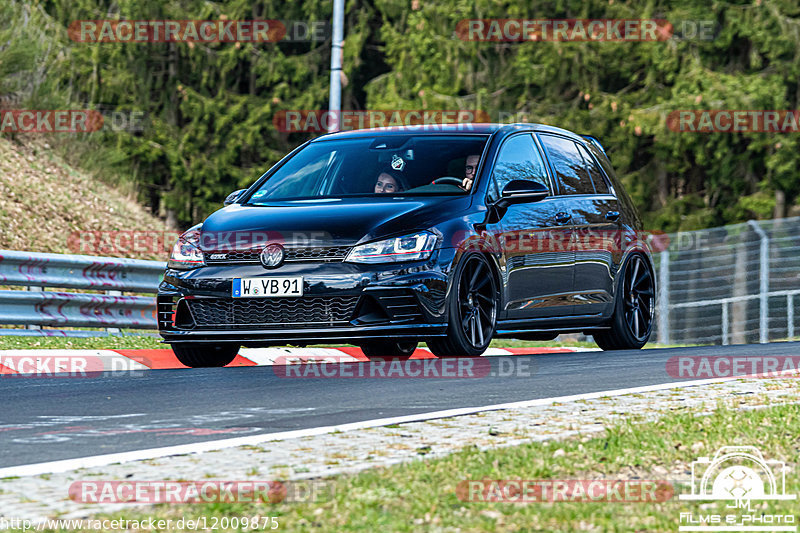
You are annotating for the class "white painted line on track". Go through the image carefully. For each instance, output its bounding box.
[0,374,745,479]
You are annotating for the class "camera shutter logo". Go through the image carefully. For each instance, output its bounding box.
[260,244,285,269]
[679,445,796,532]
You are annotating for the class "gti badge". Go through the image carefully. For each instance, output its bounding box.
[260,244,285,269]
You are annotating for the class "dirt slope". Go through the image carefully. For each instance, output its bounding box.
[0,137,171,260]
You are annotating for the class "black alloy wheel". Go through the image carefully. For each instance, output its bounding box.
[593,254,654,350]
[428,253,498,357]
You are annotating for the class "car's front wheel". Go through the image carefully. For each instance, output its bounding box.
[593,253,655,350]
[428,253,498,357]
[172,343,240,368]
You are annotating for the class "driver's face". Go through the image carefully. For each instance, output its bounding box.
[465,155,480,181]
[375,173,399,194]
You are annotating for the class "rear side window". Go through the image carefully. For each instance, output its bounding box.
[585,142,618,185]
[539,135,594,195]
[576,143,610,195]
[489,134,550,202]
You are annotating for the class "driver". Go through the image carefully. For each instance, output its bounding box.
[462,154,480,190]
[374,169,405,194]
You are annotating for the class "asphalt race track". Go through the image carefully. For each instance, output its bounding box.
[2,342,797,470]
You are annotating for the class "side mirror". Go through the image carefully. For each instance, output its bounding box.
[224,189,247,206]
[496,180,549,208]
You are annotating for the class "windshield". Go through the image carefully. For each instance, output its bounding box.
[246,135,489,203]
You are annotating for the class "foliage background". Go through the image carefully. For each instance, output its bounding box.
[2,0,800,231]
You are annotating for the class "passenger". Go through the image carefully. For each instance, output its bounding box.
[374,170,405,194]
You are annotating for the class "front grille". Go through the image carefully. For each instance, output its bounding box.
[186,296,360,328]
[205,246,352,265]
[287,246,351,261]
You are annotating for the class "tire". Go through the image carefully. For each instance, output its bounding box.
[172,343,240,368]
[360,340,418,357]
[593,253,655,350]
[428,253,498,357]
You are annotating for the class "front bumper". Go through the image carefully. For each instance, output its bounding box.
[157,253,452,346]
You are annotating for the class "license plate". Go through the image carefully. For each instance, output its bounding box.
[232,277,303,298]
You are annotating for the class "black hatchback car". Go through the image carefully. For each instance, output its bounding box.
[158,123,655,367]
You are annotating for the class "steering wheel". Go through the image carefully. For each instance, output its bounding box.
[432,176,464,187]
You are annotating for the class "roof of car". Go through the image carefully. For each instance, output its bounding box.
[312,123,587,142]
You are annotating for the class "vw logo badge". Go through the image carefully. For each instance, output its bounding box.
[260,244,284,269]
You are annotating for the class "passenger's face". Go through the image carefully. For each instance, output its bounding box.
[375,173,399,194]
[465,155,480,181]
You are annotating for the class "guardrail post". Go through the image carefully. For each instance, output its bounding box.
[657,250,670,345]
[789,294,795,339]
[721,301,729,345]
[747,220,769,343]
[25,286,42,330]
[106,290,122,334]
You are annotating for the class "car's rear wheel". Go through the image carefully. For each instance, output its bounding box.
[360,340,418,357]
[172,343,240,368]
[428,253,498,357]
[593,254,655,350]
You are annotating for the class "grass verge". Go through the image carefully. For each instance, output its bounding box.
[0,335,164,350]
[0,336,598,351]
[52,400,800,532]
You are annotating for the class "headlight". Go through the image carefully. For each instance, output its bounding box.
[167,224,205,270]
[345,231,437,263]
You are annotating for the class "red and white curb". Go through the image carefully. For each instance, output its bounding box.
[0,346,597,375]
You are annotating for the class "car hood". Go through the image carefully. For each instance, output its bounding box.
[199,196,471,248]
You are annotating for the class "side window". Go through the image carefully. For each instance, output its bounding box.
[586,142,619,190]
[489,134,550,202]
[576,143,610,195]
[539,135,595,195]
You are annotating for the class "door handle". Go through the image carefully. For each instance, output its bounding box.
[554,212,571,225]
[605,211,620,222]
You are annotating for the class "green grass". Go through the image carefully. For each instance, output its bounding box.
[0,335,164,350]
[53,399,800,532]
[0,336,598,351]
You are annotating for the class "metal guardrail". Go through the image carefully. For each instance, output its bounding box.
[0,250,164,336]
